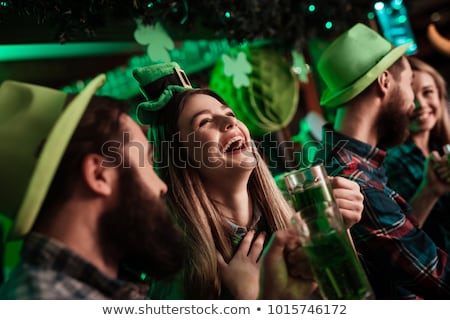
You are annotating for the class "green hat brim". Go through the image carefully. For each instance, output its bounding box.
[320,42,411,107]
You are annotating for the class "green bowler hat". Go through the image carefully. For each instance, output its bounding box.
[0,75,106,239]
[318,23,412,107]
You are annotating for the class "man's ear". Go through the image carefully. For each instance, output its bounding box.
[81,154,117,196]
[377,70,391,96]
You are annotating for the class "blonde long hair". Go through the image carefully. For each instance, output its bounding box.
[152,89,292,298]
[408,56,450,146]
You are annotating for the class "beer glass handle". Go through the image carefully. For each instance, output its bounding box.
[347,229,357,252]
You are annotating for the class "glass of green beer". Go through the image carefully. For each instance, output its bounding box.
[284,164,374,300]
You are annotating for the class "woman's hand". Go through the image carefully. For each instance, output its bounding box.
[217,230,265,299]
[408,151,450,227]
[330,176,364,229]
[429,151,450,190]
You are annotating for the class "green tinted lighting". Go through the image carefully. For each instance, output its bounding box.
[397,15,407,23]
[0,42,141,61]
[225,11,231,18]
[367,12,375,19]
[325,21,333,29]
[0,1,8,6]
[308,5,316,12]
[374,2,384,11]
[391,0,403,10]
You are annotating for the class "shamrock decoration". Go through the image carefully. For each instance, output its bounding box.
[134,20,175,62]
[210,47,299,137]
[222,51,252,88]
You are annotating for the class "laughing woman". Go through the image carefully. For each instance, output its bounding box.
[131,62,364,299]
[385,56,450,251]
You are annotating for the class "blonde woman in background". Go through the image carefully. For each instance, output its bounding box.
[385,56,450,251]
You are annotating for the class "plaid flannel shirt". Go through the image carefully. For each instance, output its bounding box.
[0,233,149,299]
[314,126,450,299]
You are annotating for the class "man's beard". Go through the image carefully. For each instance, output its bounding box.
[98,166,185,280]
[376,86,411,149]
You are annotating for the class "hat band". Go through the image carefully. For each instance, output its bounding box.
[142,67,192,100]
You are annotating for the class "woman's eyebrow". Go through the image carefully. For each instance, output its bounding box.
[190,109,212,126]
[190,105,231,125]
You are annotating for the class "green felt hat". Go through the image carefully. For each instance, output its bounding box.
[132,62,192,125]
[318,23,412,107]
[0,74,106,239]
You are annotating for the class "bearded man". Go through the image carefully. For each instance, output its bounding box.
[315,23,450,299]
[0,76,185,299]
